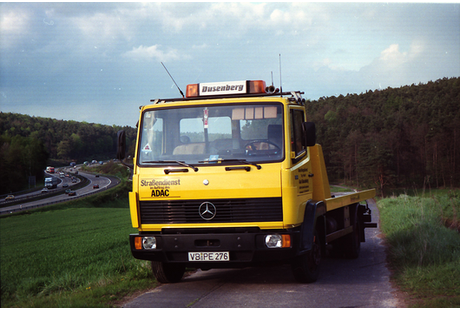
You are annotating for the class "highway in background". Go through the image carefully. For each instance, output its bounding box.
[0,168,120,215]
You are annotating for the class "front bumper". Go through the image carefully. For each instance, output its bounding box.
[129,230,300,268]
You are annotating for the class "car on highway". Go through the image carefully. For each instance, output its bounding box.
[4,195,15,201]
[62,183,69,188]
[93,184,99,189]
[65,189,72,194]
[68,191,76,196]
[41,188,49,193]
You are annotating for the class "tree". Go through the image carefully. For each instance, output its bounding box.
[70,133,84,158]
[306,77,460,190]
[356,133,395,196]
[57,140,72,159]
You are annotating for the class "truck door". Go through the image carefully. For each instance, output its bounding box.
[290,108,312,197]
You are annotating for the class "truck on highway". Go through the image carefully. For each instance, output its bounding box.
[45,166,55,174]
[117,79,376,283]
[44,177,58,189]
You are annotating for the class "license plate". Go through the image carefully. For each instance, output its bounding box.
[188,251,230,261]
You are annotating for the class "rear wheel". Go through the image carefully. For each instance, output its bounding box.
[291,230,321,283]
[151,261,185,283]
[343,218,361,259]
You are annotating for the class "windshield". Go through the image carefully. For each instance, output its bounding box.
[138,103,284,166]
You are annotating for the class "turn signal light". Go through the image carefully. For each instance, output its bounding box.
[134,236,142,250]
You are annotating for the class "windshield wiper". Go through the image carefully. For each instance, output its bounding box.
[143,160,198,172]
[199,158,261,170]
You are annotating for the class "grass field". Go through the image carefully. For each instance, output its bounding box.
[0,183,154,307]
[378,190,460,307]
[2,182,459,307]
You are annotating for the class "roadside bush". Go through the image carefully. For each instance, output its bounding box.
[378,192,460,307]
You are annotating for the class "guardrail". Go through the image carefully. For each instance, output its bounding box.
[0,175,84,207]
[0,175,121,215]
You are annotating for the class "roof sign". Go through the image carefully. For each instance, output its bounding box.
[186,80,266,98]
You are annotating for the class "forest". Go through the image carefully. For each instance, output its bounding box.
[1,77,459,195]
[306,77,460,195]
[0,114,137,194]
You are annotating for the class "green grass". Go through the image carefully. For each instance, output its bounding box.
[329,185,355,193]
[378,190,460,307]
[0,183,155,307]
[3,178,459,307]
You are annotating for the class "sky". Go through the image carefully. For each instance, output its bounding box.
[1,2,459,127]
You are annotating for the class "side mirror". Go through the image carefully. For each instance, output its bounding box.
[302,122,316,147]
[117,130,126,160]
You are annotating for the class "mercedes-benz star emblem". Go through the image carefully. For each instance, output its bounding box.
[199,202,216,220]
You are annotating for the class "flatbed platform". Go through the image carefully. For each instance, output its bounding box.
[325,189,376,212]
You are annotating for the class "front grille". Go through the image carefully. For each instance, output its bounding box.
[139,197,283,224]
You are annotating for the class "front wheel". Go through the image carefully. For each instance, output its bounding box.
[291,231,321,283]
[151,261,185,283]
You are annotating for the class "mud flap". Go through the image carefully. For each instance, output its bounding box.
[292,200,326,283]
[358,201,376,242]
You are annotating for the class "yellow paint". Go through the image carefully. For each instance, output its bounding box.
[128,94,375,232]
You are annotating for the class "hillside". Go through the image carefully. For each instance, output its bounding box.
[306,77,460,194]
[0,113,137,194]
[1,77,459,195]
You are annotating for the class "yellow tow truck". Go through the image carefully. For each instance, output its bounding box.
[117,79,376,283]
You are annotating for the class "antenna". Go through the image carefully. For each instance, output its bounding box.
[161,62,184,98]
[279,54,282,95]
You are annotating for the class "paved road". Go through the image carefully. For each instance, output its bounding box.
[123,200,400,308]
[1,170,119,214]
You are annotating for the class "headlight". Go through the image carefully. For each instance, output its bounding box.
[142,237,157,249]
[265,234,291,248]
[134,236,157,250]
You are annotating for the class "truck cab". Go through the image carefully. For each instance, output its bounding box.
[118,80,375,283]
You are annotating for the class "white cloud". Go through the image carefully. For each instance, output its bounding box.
[0,10,29,33]
[408,40,425,59]
[0,10,30,48]
[0,2,458,126]
[123,45,183,62]
[370,41,427,73]
[354,40,437,92]
[136,2,324,38]
[313,58,332,71]
[379,44,407,69]
[70,12,133,42]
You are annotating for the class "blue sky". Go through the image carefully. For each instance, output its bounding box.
[1,2,459,127]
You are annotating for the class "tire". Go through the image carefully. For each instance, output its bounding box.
[291,230,321,283]
[151,261,185,283]
[331,206,361,259]
[343,216,361,259]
